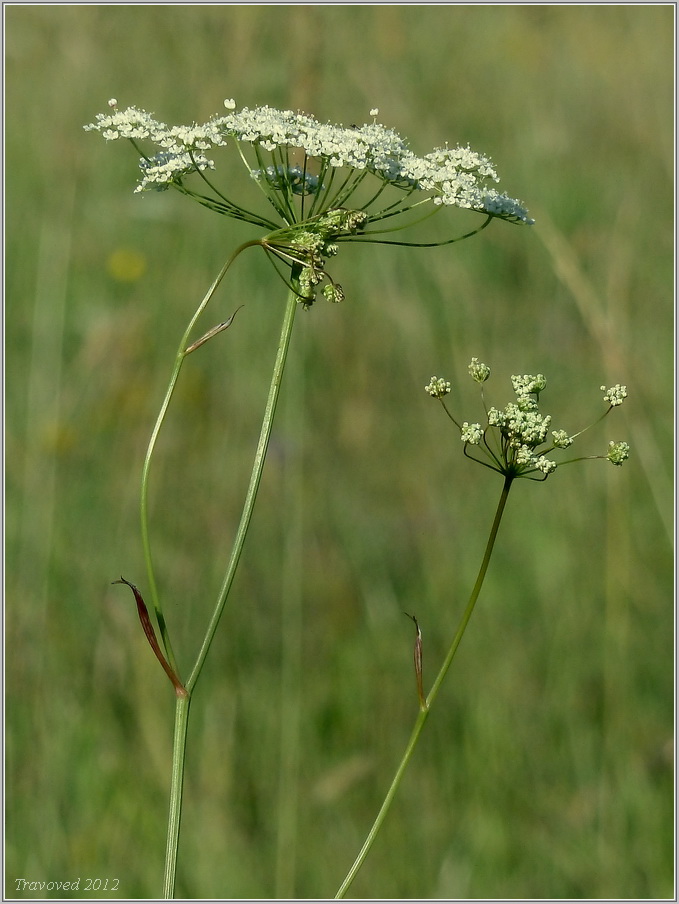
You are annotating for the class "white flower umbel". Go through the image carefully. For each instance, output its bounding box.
[85,99,533,306]
[468,357,491,383]
[607,441,631,466]
[425,376,451,398]
[461,422,483,445]
[426,358,630,481]
[601,384,628,407]
[86,100,532,220]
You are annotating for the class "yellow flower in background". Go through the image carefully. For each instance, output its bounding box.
[106,247,147,283]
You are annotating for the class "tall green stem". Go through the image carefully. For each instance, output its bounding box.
[162,693,191,899]
[274,321,304,897]
[335,475,514,899]
[161,288,299,898]
[186,288,298,694]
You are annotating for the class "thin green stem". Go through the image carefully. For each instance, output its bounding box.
[161,286,298,898]
[353,213,493,247]
[425,475,513,709]
[140,241,260,671]
[162,693,191,899]
[274,334,304,897]
[185,288,299,694]
[335,474,514,898]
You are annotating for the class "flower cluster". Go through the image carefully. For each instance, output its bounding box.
[601,384,627,406]
[138,150,214,192]
[426,360,630,480]
[425,376,452,398]
[263,207,368,308]
[84,99,533,226]
[606,441,630,466]
[468,357,491,383]
[85,99,533,309]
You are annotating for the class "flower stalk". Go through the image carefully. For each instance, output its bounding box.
[163,693,191,899]
[186,287,298,694]
[336,475,514,898]
[149,286,300,899]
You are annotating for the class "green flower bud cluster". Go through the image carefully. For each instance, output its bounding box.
[252,164,323,197]
[468,357,491,383]
[269,209,368,308]
[607,441,630,466]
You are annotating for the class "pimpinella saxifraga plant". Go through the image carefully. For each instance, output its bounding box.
[335,362,630,897]
[85,98,532,897]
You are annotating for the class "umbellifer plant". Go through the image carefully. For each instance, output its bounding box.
[85,98,534,897]
[335,362,629,896]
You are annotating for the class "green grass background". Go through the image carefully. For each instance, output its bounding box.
[6,5,674,899]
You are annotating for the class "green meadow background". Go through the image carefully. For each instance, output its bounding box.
[6,5,674,900]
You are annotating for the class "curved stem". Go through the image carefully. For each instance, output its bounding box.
[185,288,299,693]
[335,475,514,898]
[140,241,260,670]
[353,213,493,247]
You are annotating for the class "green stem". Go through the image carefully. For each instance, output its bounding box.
[163,693,191,899]
[186,288,299,694]
[335,474,514,898]
[140,241,260,672]
[274,323,304,897]
[161,287,299,898]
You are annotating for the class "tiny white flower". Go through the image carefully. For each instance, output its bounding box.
[607,441,630,466]
[135,150,213,192]
[468,357,491,383]
[512,373,546,397]
[425,376,451,398]
[461,422,483,444]
[535,456,557,475]
[369,108,379,117]
[108,98,118,108]
[487,407,504,427]
[551,429,573,449]
[601,384,628,407]
[224,98,236,110]
[514,393,539,412]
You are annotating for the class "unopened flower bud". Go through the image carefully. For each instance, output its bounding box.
[601,384,628,407]
[425,376,451,398]
[606,441,630,466]
[468,357,490,383]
